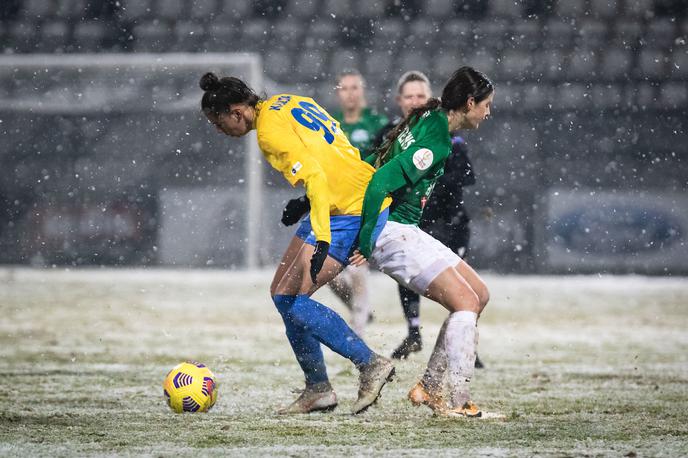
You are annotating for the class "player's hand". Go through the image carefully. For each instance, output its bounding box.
[349,249,368,267]
[281,195,310,226]
[310,241,330,284]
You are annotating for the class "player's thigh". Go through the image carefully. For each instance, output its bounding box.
[270,236,307,297]
[273,242,344,296]
[423,266,481,314]
[455,260,489,310]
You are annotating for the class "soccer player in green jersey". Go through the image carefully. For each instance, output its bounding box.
[332,69,389,158]
[351,67,495,418]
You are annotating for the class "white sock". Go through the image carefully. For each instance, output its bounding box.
[444,311,478,408]
[421,317,449,392]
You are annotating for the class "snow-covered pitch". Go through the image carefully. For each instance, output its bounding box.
[1,268,687,456]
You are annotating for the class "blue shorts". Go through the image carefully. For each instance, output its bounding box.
[295,208,389,265]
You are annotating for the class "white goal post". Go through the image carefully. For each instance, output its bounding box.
[0,53,264,268]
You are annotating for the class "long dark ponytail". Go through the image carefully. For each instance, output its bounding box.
[199,72,260,117]
[375,66,493,168]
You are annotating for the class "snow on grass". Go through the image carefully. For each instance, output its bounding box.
[1,267,687,456]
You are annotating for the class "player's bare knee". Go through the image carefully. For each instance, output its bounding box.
[445,289,480,314]
[477,284,490,311]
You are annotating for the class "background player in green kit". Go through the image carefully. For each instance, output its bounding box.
[351,67,496,418]
[332,69,389,158]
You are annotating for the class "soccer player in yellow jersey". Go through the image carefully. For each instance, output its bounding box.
[198,72,394,415]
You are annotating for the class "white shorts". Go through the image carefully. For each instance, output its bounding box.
[369,221,462,295]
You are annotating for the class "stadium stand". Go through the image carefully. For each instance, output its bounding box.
[0,0,686,269]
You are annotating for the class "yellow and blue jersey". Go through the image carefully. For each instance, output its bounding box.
[255,94,390,243]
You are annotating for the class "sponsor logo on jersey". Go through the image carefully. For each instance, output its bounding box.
[412,148,433,170]
[291,161,302,175]
[350,128,370,144]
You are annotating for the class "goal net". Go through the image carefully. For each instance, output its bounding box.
[0,53,280,268]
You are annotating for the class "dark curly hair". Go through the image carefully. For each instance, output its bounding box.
[199,72,260,116]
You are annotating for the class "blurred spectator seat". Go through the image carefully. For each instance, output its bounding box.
[509,20,541,51]
[363,49,395,79]
[521,83,552,110]
[397,51,431,73]
[611,19,643,47]
[264,50,293,82]
[589,0,619,19]
[235,18,269,52]
[576,19,608,48]
[306,20,339,48]
[669,49,688,79]
[636,48,668,79]
[407,17,439,47]
[490,0,523,18]
[553,0,586,19]
[205,19,235,51]
[172,21,206,52]
[55,0,86,20]
[323,0,355,19]
[472,18,511,51]
[355,0,387,19]
[542,20,574,49]
[120,0,153,22]
[39,20,70,52]
[132,21,173,52]
[371,18,406,49]
[329,48,360,75]
[499,49,534,81]
[72,21,107,52]
[658,81,688,109]
[157,0,186,22]
[7,21,38,52]
[535,48,566,81]
[217,0,252,19]
[599,46,634,80]
[296,49,327,81]
[432,50,462,81]
[558,83,588,110]
[632,82,658,108]
[284,0,319,18]
[269,18,303,50]
[590,83,624,110]
[465,52,497,79]
[566,48,599,80]
[436,19,471,49]
[21,0,55,19]
[189,0,218,21]
[644,19,677,49]
[422,0,455,19]
[624,0,654,18]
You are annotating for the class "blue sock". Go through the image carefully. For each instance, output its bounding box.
[290,295,373,367]
[272,295,328,386]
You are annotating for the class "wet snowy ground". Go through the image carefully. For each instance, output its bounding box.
[1,268,687,457]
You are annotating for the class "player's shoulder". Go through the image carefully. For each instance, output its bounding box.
[421,108,448,126]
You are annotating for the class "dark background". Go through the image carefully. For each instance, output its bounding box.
[0,0,686,273]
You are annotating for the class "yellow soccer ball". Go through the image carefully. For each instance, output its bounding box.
[163,361,218,413]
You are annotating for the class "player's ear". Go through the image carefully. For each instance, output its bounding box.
[465,96,475,112]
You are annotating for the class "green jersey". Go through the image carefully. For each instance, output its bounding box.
[333,107,388,157]
[358,110,452,257]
